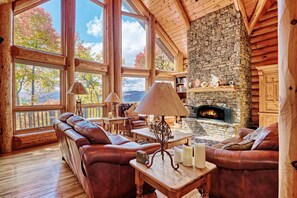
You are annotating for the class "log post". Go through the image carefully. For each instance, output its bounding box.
[65,0,76,113]
[175,52,184,72]
[106,0,114,95]
[0,3,13,153]
[147,14,156,88]
[278,0,297,196]
[113,0,122,99]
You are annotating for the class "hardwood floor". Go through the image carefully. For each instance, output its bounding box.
[0,143,201,198]
[0,143,87,198]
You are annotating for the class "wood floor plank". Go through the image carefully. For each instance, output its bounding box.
[0,143,87,198]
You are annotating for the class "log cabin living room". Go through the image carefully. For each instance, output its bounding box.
[0,0,296,197]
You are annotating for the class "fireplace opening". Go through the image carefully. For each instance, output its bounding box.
[198,107,224,120]
[188,105,232,123]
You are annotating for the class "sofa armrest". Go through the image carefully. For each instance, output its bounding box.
[80,143,160,166]
[238,128,255,138]
[206,146,278,171]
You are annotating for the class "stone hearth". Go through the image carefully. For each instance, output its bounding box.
[183,5,251,139]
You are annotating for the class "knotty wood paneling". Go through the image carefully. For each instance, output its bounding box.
[250,2,278,126]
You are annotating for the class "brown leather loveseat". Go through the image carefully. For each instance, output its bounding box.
[53,112,159,198]
[206,123,279,198]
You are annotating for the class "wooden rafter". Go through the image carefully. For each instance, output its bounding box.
[172,0,190,30]
[248,0,268,34]
[234,0,250,33]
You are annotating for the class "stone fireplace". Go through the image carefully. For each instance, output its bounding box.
[183,5,251,139]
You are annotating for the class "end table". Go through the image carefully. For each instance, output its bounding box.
[130,153,216,198]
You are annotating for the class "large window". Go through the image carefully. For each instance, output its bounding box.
[155,34,175,71]
[75,72,103,118]
[121,15,147,67]
[14,0,61,54]
[75,0,104,63]
[122,77,146,103]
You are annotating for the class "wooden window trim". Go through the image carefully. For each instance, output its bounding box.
[13,0,49,15]
[121,11,147,21]
[12,46,66,68]
[91,0,106,8]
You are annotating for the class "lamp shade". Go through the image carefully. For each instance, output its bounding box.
[104,92,121,103]
[135,82,189,116]
[67,82,88,95]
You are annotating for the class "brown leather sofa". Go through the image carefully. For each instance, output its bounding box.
[206,123,279,198]
[53,112,159,198]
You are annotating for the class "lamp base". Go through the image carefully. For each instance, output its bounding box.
[76,100,83,117]
[145,148,179,170]
[145,115,179,171]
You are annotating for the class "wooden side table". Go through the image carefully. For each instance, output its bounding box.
[130,153,216,198]
[102,117,128,134]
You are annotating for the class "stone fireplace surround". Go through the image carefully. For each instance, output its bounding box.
[183,5,252,139]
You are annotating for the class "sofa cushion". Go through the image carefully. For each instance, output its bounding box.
[222,139,254,150]
[59,112,74,122]
[66,115,85,127]
[251,122,278,150]
[74,120,111,144]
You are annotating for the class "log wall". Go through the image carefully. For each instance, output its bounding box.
[250,2,278,126]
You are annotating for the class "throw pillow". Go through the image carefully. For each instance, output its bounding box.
[74,120,111,144]
[243,127,264,141]
[222,139,254,150]
[125,103,139,120]
[251,122,279,150]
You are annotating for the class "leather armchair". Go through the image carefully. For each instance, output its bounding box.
[118,103,148,136]
[206,127,278,198]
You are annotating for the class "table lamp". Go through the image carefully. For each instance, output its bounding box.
[67,82,88,117]
[104,92,121,117]
[135,82,189,170]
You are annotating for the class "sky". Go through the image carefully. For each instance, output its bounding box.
[40,0,146,92]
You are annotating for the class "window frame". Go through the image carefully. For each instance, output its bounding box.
[74,0,106,64]
[12,59,65,134]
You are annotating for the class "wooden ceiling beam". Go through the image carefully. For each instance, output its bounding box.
[248,0,268,34]
[234,0,250,33]
[172,0,190,30]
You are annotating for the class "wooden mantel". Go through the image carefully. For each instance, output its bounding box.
[187,86,236,93]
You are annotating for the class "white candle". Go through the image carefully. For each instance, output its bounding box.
[194,143,206,169]
[174,147,183,163]
[183,145,193,167]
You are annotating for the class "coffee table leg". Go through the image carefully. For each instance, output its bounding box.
[202,174,211,198]
[135,170,144,198]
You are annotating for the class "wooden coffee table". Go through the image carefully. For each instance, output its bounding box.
[131,128,193,149]
[130,153,217,198]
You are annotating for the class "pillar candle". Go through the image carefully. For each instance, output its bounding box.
[183,145,193,167]
[174,147,183,163]
[194,143,206,169]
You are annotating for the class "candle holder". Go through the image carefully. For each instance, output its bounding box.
[145,116,179,170]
